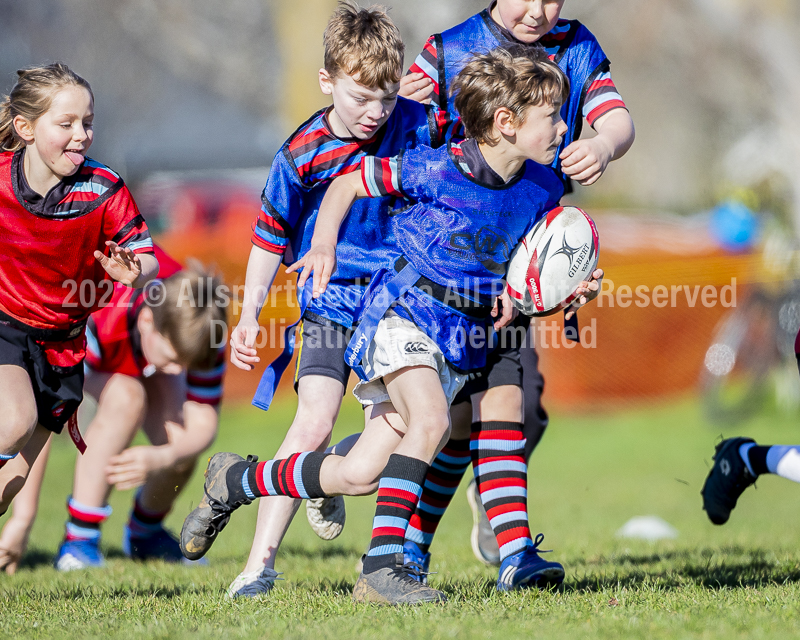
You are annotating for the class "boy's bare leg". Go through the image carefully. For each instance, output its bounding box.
[315,401,406,495]
[0,435,51,573]
[134,373,196,513]
[71,372,146,508]
[241,375,344,574]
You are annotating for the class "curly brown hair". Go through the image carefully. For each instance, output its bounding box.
[452,46,569,145]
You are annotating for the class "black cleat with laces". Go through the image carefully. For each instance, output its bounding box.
[701,437,756,525]
[352,553,447,605]
[180,452,255,560]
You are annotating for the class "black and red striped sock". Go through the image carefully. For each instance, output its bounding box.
[471,421,531,562]
[231,452,330,501]
[362,454,428,574]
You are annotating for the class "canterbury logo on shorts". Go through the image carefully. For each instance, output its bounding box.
[404,342,430,354]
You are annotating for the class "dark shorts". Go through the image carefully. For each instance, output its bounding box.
[452,316,549,460]
[453,315,530,403]
[0,321,85,434]
[294,314,353,390]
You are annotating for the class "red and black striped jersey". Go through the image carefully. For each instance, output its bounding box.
[252,108,386,255]
[0,151,154,330]
[86,246,225,407]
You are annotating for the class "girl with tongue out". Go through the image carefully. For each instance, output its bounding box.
[0,63,159,527]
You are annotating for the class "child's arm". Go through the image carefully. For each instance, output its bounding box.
[94,242,159,288]
[105,402,219,490]
[230,246,283,371]
[286,170,369,298]
[0,436,51,575]
[560,109,635,186]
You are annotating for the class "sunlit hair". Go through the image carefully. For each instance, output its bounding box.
[0,62,93,152]
[323,1,404,90]
[147,262,228,371]
[452,46,569,145]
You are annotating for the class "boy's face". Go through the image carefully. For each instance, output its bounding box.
[514,102,568,165]
[138,308,184,375]
[319,69,399,140]
[492,0,566,44]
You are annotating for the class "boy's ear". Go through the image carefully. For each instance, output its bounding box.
[493,107,517,138]
[319,68,335,96]
[12,115,35,142]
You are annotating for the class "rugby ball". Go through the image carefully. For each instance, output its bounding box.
[505,206,599,316]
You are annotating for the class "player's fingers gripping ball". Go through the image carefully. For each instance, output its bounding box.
[505,206,600,316]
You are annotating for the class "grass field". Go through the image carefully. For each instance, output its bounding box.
[3,393,800,639]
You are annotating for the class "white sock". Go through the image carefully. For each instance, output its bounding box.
[766,446,800,483]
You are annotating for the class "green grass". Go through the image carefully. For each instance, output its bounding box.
[3,394,800,639]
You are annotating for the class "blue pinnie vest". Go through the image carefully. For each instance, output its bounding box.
[347,143,564,376]
[435,11,609,187]
[252,97,437,410]
[293,99,438,328]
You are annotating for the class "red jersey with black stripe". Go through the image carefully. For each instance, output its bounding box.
[86,246,225,406]
[0,151,154,330]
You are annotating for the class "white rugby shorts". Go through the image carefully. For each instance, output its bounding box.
[353,311,467,407]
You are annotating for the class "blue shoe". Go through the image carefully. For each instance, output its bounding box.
[124,525,206,565]
[55,538,105,571]
[403,540,431,584]
[496,534,565,591]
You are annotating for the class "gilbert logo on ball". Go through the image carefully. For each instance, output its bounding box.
[505,206,599,316]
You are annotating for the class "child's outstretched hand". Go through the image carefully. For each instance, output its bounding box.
[94,241,142,285]
[399,72,436,104]
[560,137,613,186]
[286,243,337,298]
[565,268,604,320]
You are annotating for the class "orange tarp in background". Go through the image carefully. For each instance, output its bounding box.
[156,208,755,410]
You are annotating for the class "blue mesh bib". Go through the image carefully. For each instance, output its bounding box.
[437,13,609,186]
[359,143,563,372]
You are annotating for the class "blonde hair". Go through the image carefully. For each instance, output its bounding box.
[323,1,404,90]
[452,46,569,144]
[148,263,228,371]
[0,63,94,152]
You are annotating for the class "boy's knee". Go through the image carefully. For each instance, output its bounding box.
[416,413,452,441]
[338,463,379,495]
[119,380,147,418]
[284,419,334,452]
[0,404,38,454]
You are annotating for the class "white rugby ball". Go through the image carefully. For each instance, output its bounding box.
[505,206,599,316]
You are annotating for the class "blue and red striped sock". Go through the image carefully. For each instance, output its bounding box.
[65,496,112,542]
[406,438,470,554]
[363,454,428,574]
[127,490,169,540]
[471,421,532,561]
[237,452,330,500]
